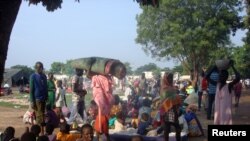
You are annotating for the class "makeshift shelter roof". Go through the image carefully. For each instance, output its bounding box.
[3,68,30,86]
[4,68,22,82]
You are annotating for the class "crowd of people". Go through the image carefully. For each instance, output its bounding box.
[0,60,243,141]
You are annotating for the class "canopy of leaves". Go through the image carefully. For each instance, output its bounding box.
[134,63,160,75]
[63,60,75,75]
[172,65,184,74]
[49,60,74,75]
[136,0,242,72]
[244,0,250,28]
[238,1,250,78]
[50,62,64,74]
[124,62,133,75]
[10,65,34,75]
[232,45,250,78]
[26,0,79,12]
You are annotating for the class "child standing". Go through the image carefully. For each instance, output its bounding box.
[55,80,67,118]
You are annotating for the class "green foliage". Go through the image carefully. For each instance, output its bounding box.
[207,45,234,67]
[136,0,159,7]
[136,0,242,78]
[152,68,161,77]
[50,60,74,75]
[239,1,250,78]
[50,62,64,74]
[134,63,160,75]
[63,60,75,75]
[232,46,250,78]
[11,65,34,75]
[244,0,250,28]
[26,0,80,12]
[123,62,133,75]
[161,67,171,71]
[172,65,184,74]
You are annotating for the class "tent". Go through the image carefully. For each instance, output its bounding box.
[3,68,30,87]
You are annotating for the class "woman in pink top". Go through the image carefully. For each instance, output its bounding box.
[214,62,240,125]
[91,74,114,141]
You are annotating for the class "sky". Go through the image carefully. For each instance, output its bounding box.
[5,0,246,70]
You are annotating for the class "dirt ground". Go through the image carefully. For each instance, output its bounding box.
[0,89,249,141]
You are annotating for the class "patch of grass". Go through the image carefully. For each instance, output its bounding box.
[0,101,28,109]
[15,94,29,99]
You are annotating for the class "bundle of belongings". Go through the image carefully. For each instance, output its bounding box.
[71,57,126,79]
[182,104,204,137]
[23,109,36,125]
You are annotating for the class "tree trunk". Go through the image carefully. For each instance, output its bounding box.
[0,0,22,85]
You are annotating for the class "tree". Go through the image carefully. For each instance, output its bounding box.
[152,67,161,77]
[11,65,34,75]
[0,0,79,86]
[50,62,65,74]
[239,0,250,78]
[136,0,242,86]
[134,63,160,75]
[63,60,74,75]
[172,65,184,74]
[232,46,250,78]
[207,46,234,67]
[161,67,171,71]
[135,0,159,7]
[124,62,133,75]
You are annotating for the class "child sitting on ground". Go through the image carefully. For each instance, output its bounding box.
[130,135,144,141]
[56,123,80,141]
[110,95,122,116]
[137,113,151,135]
[20,132,36,141]
[37,135,49,141]
[45,124,56,141]
[87,100,98,125]
[113,112,126,132]
[76,124,95,141]
[2,126,18,141]
[30,124,41,138]
[45,104,59,128]
[130,111,139,129]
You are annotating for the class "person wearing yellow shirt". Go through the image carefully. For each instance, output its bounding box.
[56,123,80,141]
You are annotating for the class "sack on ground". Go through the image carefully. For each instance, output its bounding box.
[188,119,202,137]
[184,92,198,106]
